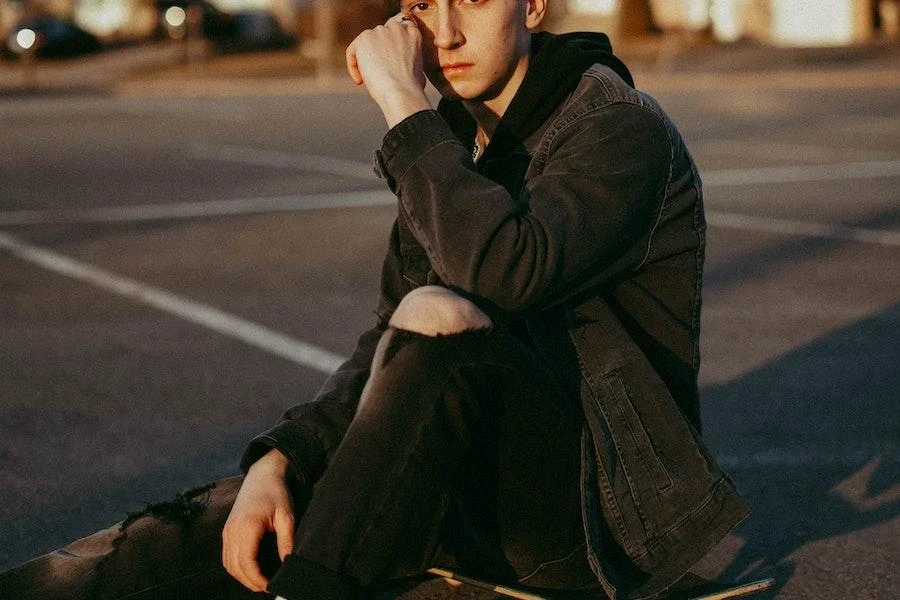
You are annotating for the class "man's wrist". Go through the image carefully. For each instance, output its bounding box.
[379,87,432,129]
[250,448,289,475]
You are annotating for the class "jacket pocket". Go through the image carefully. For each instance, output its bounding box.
[603,369,673,495]
[401,246,432,288]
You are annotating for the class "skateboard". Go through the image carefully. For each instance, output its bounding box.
[426,567,775,600]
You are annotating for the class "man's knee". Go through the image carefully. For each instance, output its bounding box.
[388,286,492,336]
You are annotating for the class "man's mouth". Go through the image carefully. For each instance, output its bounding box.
[441,63,473,76]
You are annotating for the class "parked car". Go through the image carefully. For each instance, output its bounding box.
[219,10,294,52]
[155,0,294,52]
[3,16,101,59]
[155,0,238,42]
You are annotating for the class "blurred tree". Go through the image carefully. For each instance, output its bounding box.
[620,0,657,36]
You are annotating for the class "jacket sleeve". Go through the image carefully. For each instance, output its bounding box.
[240,220,409,487]
[377,104,671,315]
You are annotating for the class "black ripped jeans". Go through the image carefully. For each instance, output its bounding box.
[0,325,596,599]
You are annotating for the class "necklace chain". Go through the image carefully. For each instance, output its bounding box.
[472,129,487,161]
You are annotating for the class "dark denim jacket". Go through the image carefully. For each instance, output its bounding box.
[244,64,748,599]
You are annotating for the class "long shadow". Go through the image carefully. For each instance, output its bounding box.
[703,202,900,293]
[699,303,899,596]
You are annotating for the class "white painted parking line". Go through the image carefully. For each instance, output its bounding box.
[696,140,893,163]
[706,211,900,246]
[188,142,900,188]
[702,159,900,187]
[637,68,900,92]
[0,231,347,374]
[1,158,898,247]
[0,192,897,247]
[189,142,376,181]
[0,190,394,226]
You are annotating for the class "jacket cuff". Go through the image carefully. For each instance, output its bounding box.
[240,422,326,488]
[374,109,464,191]
[268,554,362,600]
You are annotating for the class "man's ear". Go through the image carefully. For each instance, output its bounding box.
[524,0,548,29]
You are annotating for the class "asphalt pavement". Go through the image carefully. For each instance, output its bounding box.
[0,34,898,600]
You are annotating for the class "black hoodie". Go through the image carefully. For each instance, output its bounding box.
[438,31,634,159]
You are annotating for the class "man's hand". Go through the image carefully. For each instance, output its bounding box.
[346,14,432,128]
[222,449,295,592]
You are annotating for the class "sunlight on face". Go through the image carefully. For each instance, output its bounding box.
[401,0,539,108]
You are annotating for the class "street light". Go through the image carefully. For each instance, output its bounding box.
[164,6,188,39]
[7,27,38,92]
[15,28,37,51]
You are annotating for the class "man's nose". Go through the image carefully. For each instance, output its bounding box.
[433,9,463,49]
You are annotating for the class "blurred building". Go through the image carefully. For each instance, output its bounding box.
[73,0,156,40]
[0,0,302,42]
[549,0,899,45]
[2,0,897,52]
[1,0,156,40]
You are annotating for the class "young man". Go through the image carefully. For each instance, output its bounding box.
[0,1,747,598]
[223,1,748,598]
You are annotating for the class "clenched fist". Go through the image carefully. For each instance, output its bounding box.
[346,13,432,128]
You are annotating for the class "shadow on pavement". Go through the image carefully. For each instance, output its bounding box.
[701,302,899,597]
[704,191,900,296]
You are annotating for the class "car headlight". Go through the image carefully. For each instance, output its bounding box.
[14,28,37,52]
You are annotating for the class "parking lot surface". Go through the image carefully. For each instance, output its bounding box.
[1,41,898,598]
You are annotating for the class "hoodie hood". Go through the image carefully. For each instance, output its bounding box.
[503,31,633,143]
[439,31,633,155]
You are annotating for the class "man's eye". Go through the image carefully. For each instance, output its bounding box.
[409,2,430,11]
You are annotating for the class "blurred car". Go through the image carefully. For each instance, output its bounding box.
[156,0,237,41]
[220,10,294,52]
[3,16,101,59]
[155,0,294,52]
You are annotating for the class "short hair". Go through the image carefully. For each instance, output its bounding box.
[384,0,529,17]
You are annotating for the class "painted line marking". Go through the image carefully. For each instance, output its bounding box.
[702,159,900,187]
[706,211,900,246]
[0,231,346,374]
[1,153,898,246]
[0,190,394,226]
[113,69,900,97]
[190,143,900,187]
[696,140,893,163]
[0,192,896,247]
[187,144,900,187]
[637,68,900,92]
[188,142,376,181]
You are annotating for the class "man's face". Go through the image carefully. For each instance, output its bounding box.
[401,0,541,105]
